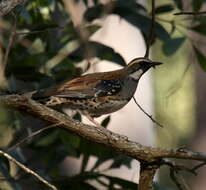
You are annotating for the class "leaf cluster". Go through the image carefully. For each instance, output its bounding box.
[1,0,206,189]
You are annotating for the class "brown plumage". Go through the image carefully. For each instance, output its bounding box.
[32,57,162,119]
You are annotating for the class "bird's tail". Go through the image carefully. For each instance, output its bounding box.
[0,88,13,95]
[0,88,36,99]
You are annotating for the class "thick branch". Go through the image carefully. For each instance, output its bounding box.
[1,94,206,164]
[139,162,159,190]
[0,0,26,16]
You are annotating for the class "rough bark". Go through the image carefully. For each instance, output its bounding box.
[1,94,206,189]
[0,0,26,16]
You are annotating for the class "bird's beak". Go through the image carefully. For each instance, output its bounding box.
[151,61,163,68]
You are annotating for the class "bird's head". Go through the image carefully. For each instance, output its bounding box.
[125,57,162,81]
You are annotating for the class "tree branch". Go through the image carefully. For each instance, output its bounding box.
[0,150,58,190]
[1,95,206,189]
[0,0,26,16]
[144,0,155,58]
[8,123,58,151]
[1,94,206,163]
[139,162,159,190]
[174,11,206,16]
[133,97,164,128]
[170,168,190,190]
[2,13,17,76]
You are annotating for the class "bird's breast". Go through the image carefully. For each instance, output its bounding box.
[119,78,138,98]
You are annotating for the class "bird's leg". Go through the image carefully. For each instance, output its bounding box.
[85,115,102,127]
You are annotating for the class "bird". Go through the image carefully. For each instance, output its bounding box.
[31,57,162,126]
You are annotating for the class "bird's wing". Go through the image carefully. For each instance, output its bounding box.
[32,71,124,99]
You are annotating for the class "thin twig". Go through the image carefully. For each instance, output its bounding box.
[16,26,65,36]
[163,159,192,190]
[191,162,206,174]
[2,13,17,72]
[162,159,196,175]
[166,61,192,99]
[170,168,190,190]
[174,11,206,16]
[0,150,58,190]
[133,96,164,128]
[144,0,155,58]
[8,123,60,151]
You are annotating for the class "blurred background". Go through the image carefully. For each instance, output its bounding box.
[0,0,206,189]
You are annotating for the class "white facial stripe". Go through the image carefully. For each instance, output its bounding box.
[130,69,144,80]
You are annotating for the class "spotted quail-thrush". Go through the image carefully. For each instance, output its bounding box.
[32,57,162,125]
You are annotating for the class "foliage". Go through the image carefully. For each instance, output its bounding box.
[1,0,206,189]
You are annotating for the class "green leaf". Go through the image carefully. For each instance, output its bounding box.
[70,41,126,66]
[0,161,22,190]
[162,37,185,55]
[58,172,137,189]
[84,4,104,22]
[0,156,10,173]
[92,0,99,5]
[8,53,48,69]
[83,0,88,6]
[192,0,203,11]
[73,112,82,122]
[173,0,183,10]
[83,1,146,22]
[59,130,81,152]
[155,5,174,14]
[51,60,77,82]
[102,174,138,189]
[154,183,173,190]
[114,12,170,41]
[81,154,90,172]
[35,130,59,147]
[110,155,132,169]
[194,47,206,71]
[192,18,206,35]
[85,24,101,35]
[101,116,110,128]
[83,2,170,41]
[37,0,54,7]
[55,172,101,189]
[90,153,132,171]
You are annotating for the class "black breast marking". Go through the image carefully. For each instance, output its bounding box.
[94,79,122,97]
